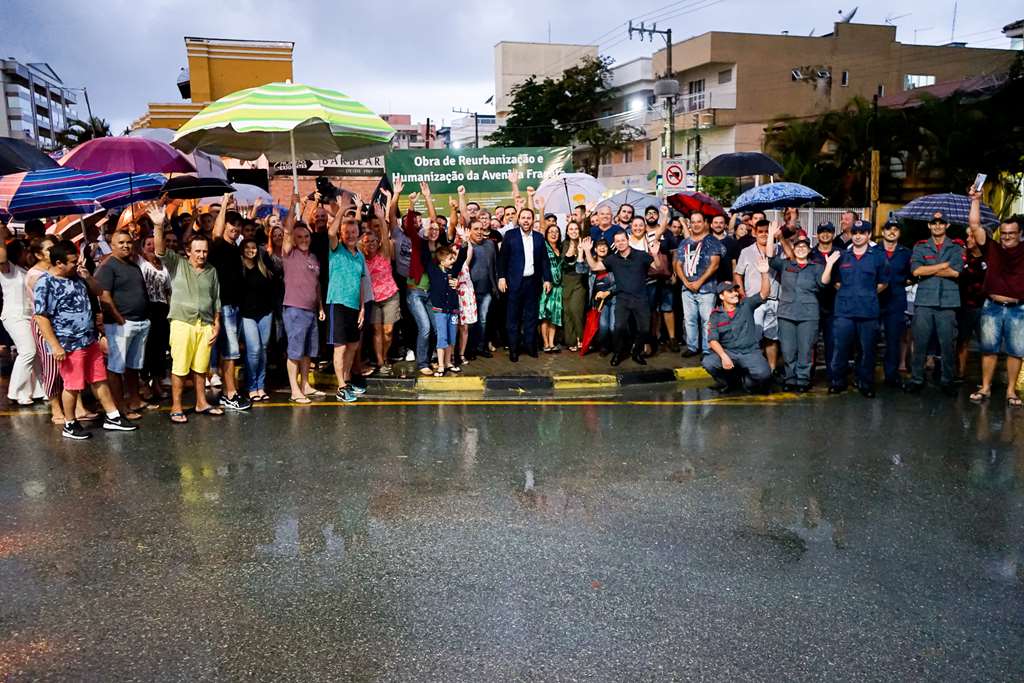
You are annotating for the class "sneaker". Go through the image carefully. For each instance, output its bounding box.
[349,384,367,395]
[102,415,138,432]
[404,349,416,362]
[62,421,92,440]
[378,364,394,377]
[209,373,223,388]
[220,394,252,411]
[335,386,357,402]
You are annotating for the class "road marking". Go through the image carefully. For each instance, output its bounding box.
[0,391,818,417]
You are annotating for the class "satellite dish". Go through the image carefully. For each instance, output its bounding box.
[838,6,858,23]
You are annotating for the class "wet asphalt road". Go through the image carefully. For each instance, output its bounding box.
[1,386,1023,681]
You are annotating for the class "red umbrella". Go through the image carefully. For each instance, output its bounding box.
[667,191,724,217]
[60,137,195,174]
[579,301,605,356]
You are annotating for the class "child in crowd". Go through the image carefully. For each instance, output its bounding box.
[422,242,471,376]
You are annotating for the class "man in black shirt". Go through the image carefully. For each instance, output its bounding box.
[710,214,738,283]
[209,199,251,411]
[583,232,654,366]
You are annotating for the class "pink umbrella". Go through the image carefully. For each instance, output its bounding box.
[60,137,195,174]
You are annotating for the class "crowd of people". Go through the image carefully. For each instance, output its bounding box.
[1,173,1022,439]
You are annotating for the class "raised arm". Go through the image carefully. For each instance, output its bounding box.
[327,194,348,251]
[419,181,438,226]
[150,198,168,257]
[457,185,469,228]
[821,250,841,284]
[968,185,987,247]
[509,169,521,206]
[212,192,232,239]
[281,193,301,256]
[0,220,10,274]
[579,237,606,271]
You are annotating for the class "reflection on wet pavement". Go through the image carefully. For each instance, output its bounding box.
[0,387,1022,680]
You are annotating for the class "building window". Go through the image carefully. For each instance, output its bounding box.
[877,84,886,97]
[600,151,611,165]
[687,79,705,111]
[624,148,633,163]
[717,68,732,85]
[646,142,652,161]
[904,74,936,90]
[841,71,849,87]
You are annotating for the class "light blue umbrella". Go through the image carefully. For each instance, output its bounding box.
[731,182,824,213]
[896,193,999,228]
[596,189,662,215]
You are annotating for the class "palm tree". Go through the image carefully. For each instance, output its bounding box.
[55,116,112,150]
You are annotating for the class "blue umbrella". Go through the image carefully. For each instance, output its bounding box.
[731,182,824,212]
[595,189,662,215]
[0,167,165,220]
[895,193,999,228]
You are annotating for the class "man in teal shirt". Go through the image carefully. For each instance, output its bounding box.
[327,203,368,402]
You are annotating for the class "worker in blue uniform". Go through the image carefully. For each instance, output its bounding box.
[905,210,964,395]
[828,220,890,398]
[877,220,913,388]
[810,221,843,386]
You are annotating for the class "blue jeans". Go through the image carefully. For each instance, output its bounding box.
[241,313,272,391]
[681,290,716,353]
[407,288,435,369]
[597,302,615,349]
[470,291,492,352]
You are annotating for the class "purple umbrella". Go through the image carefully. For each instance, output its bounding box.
[60,136,195,174]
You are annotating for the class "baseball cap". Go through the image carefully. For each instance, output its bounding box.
[882,219,901,230]
[716,281,740,295]
[793,236,811,247]
[851,219,873,233]
[929,211,948,223]
[816,221,835,233]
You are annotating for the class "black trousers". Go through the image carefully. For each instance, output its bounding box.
[506,275,542,353]
[614,293,652,355]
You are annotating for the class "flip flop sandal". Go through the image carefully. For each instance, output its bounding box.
[304,389,327,398]
[195,406,224,416]
[77,411,100,422]
[969,391,991,403]
[432,370,446,377]
[419,367,434,376]
[170,412,188,424]
[125,411,144,421]
[289,396,312,404]
[1008,396,1023,408]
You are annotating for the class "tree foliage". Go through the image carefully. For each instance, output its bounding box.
[55,116,112,150]
[488,55,644,174]
[765,53,1024,215]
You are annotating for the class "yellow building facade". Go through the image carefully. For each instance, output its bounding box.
[131,36,293,131]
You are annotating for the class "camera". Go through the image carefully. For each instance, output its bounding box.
[310,176,340,203]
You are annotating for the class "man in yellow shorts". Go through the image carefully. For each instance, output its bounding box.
[151,203,222,423]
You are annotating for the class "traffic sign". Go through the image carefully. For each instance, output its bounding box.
[661,158,687,189]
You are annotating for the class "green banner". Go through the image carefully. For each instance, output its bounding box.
[385,147,573,212]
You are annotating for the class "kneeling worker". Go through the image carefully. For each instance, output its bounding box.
[702,253,773,392]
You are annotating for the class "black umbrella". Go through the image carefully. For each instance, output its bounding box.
[0,137,60,174]
[700,152,783,177]
[161,175,236,200]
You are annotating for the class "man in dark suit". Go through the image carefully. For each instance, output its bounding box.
[497,207,552,361]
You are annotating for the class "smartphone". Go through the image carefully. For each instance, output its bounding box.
[973,173,987,192]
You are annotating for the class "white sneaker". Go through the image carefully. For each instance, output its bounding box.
[404,350,415,361]
[210,373,223,388]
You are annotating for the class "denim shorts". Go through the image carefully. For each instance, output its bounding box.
[105,319,151,373]
[282,306,319,360]
[646,281,674,313]
[217,305,242,360]
[433,311,458,349]
[979,299,1024,357]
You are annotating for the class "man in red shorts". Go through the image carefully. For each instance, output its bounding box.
[32,240,138,439]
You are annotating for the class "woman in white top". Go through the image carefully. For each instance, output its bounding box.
[0,231,44,405]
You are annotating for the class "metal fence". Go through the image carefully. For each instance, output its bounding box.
[764,207,868,243]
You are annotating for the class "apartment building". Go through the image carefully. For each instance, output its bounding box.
[594,57,659,191]
[494,41,598,123]
[650,22,1018,176]
[382,114,436,149]
[0,58,78,150]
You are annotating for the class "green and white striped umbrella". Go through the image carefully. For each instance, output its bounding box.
[172,81,395,191]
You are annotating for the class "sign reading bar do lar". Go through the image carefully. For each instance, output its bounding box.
[386,147,572,197]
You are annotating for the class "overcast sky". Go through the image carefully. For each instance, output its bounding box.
[4,0,1018,132]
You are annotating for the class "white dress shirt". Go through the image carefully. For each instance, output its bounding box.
[520,229,535,277]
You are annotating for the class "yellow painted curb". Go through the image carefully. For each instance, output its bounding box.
[552,373,618,390]
[674,367,711,381]
[416,376,486,392]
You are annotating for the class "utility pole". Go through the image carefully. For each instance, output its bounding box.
[869,91,881,228]
[694,114,702,191]
[425,117,431,148]
[629,21,678,170]
[452,108,480,148]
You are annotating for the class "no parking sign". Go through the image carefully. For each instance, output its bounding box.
[661,158,686,190]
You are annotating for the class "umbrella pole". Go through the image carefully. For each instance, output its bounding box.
[289,130,299,196]
[563,178,571,214]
